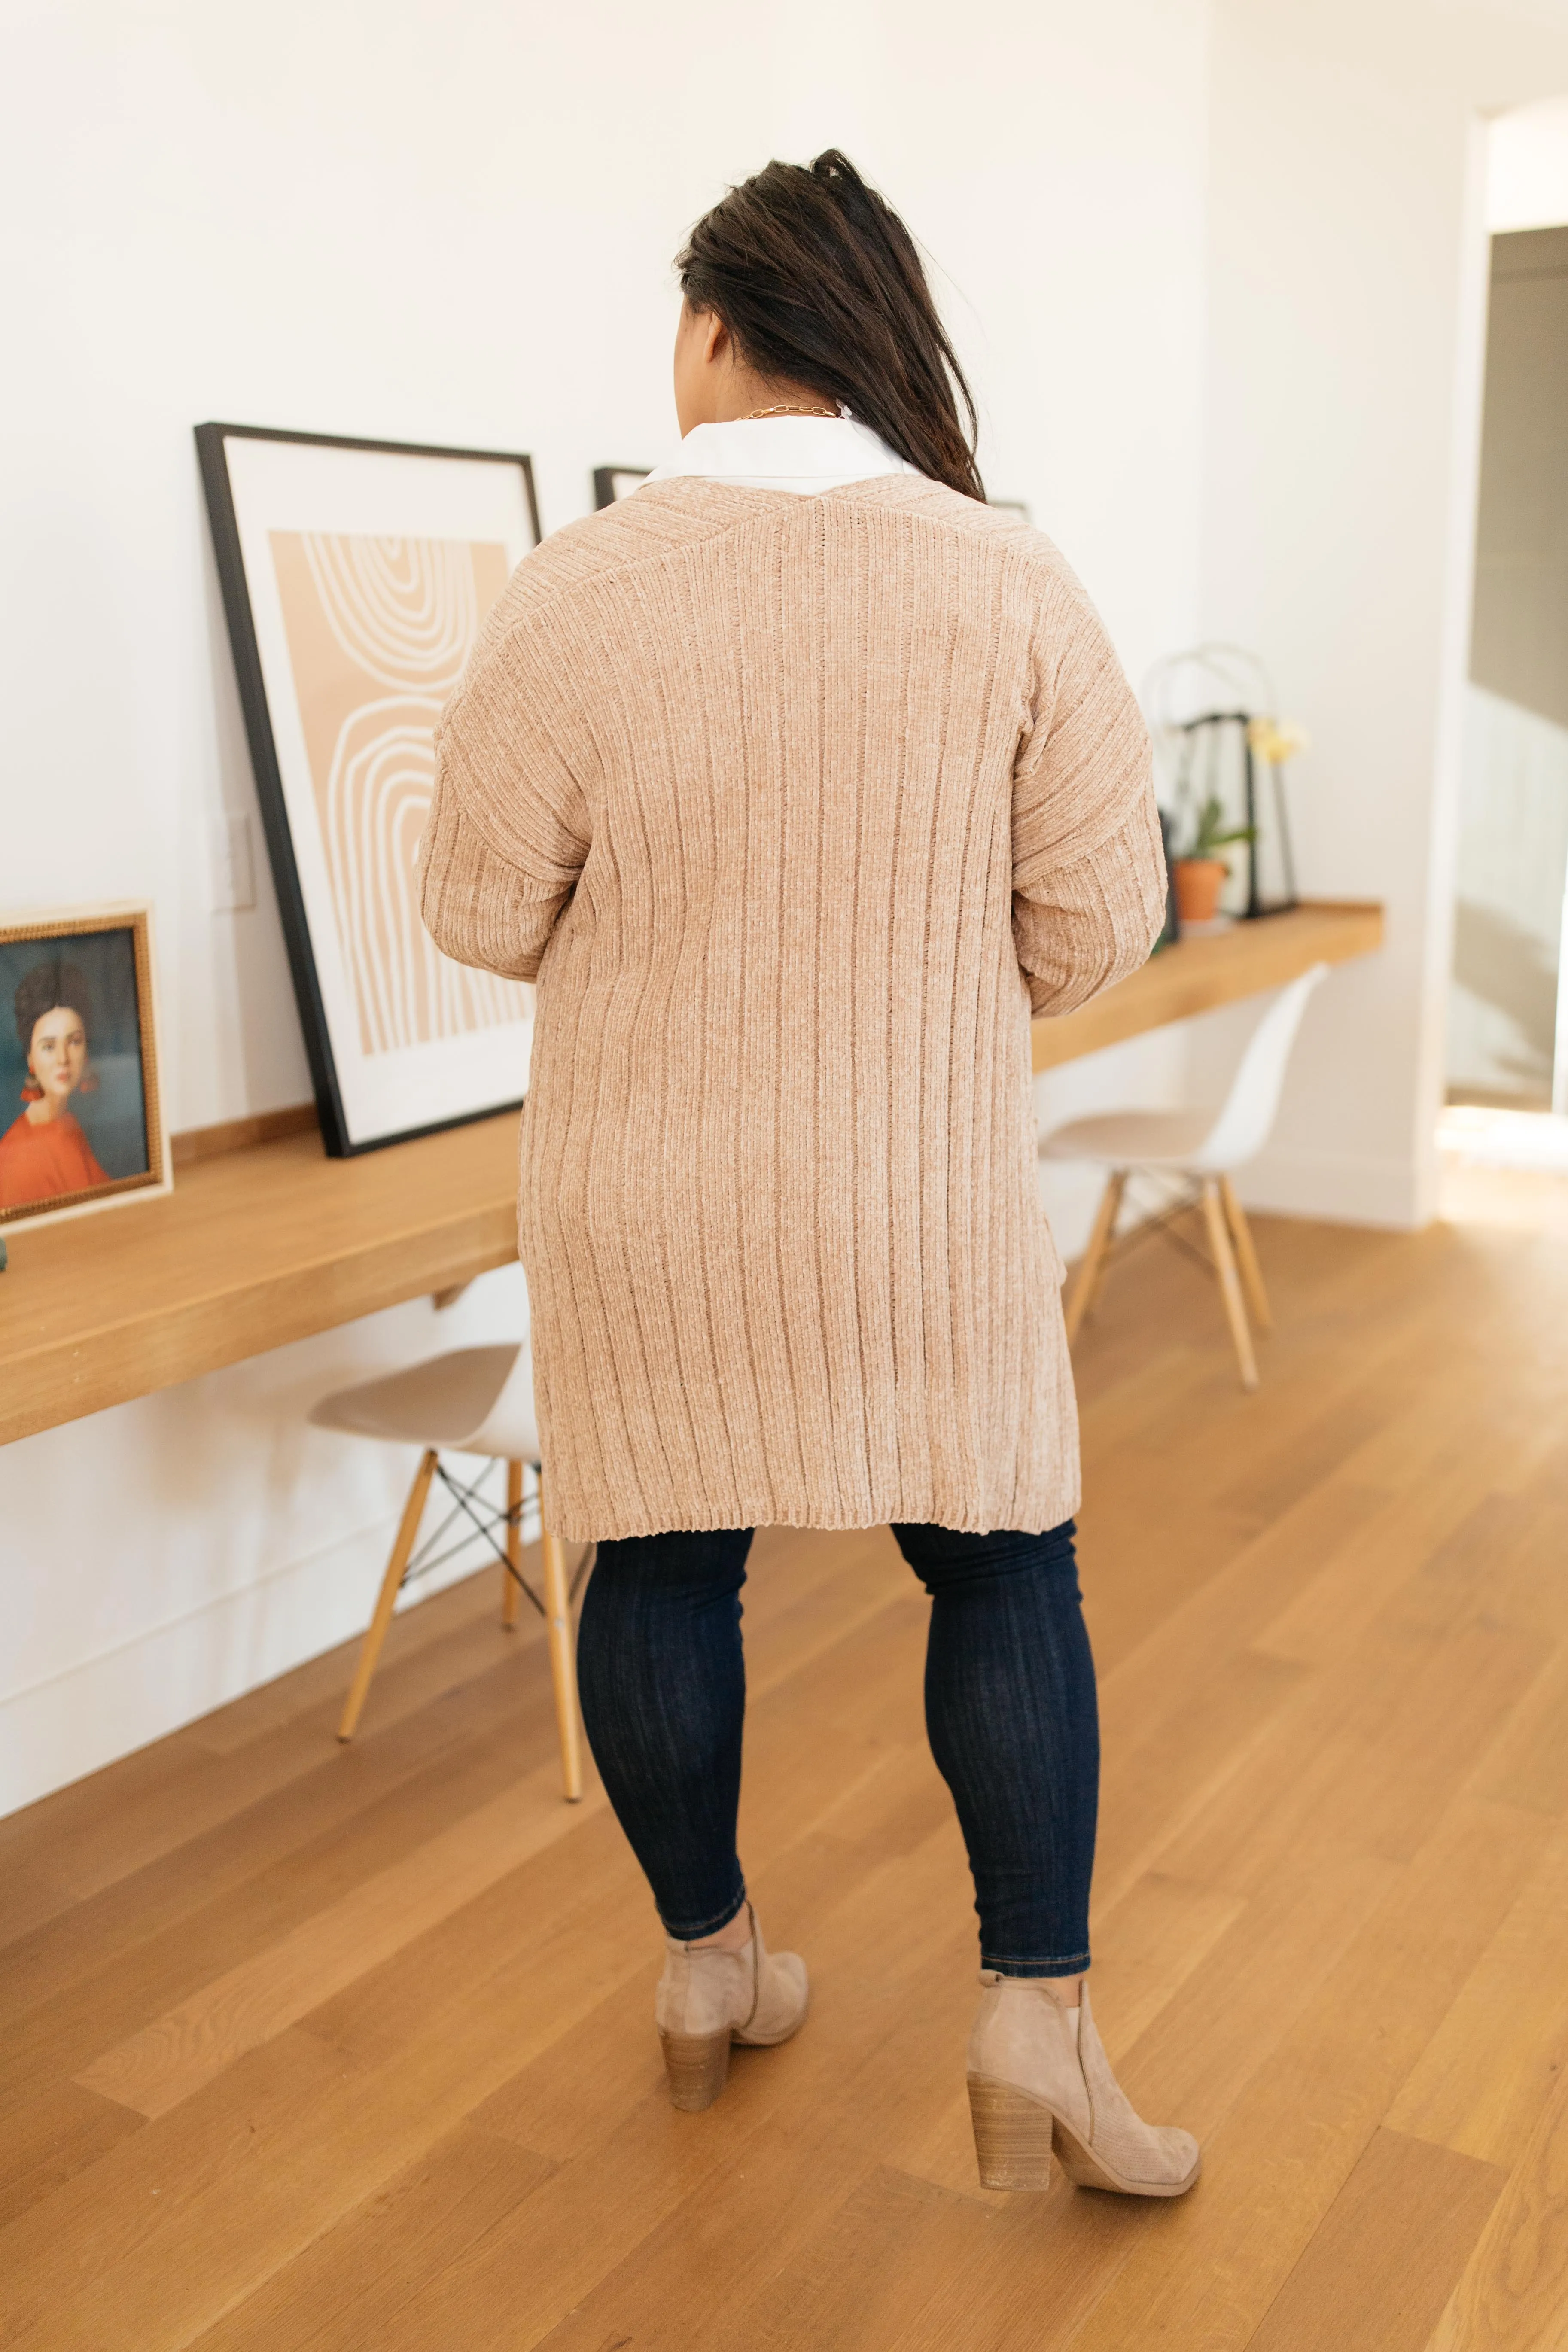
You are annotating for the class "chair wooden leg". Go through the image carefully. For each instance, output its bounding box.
[1064,1171,1126,1346]
[502,1460,522,1629]
[338,1448,438,1742]
[1082,1170,1127,1322]
[1201,1179,1260,1391]
[540,1522,585,1803]
[1219,1176,1273,1333]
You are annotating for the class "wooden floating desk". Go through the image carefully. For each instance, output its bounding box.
[1,1117,522,1450]
[1032,898,1383,1072]
[2,900,1381,1448]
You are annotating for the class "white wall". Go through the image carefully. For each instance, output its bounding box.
[1194,0,1568,1226]
[0,0,1211,1814]
[1490,91,1568,229]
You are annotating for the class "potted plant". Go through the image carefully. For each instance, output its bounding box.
[1172,794,1256,926]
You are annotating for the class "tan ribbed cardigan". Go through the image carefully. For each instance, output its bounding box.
[420,474,1165,1541]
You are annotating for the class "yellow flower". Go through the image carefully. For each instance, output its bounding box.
[1246,718,1309,764]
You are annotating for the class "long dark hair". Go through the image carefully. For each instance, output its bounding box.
[15,960,91,1051]
[676,150,985,502]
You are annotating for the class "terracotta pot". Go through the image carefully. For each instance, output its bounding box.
[1173,857,1228,925]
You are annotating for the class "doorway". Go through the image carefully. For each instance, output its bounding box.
[1448,221,1568,1117]
[1441,102,1568,1209]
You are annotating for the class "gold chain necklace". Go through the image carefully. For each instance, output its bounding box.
[745,402,839,420]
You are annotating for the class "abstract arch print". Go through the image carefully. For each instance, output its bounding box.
[269,530,526,1056]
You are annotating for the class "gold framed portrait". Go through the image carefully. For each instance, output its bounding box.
[0,902,171,1233]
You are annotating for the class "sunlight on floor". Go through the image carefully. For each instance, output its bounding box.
[1437,1104,1568,1232]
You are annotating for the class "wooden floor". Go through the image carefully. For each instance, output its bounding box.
[4,1184,1568,2351]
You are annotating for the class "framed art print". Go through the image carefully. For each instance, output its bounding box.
[592,464,651,508]
[0,902,170,1231]
[197,422,542,1156]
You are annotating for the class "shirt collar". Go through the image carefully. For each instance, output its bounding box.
[640,414,920,495]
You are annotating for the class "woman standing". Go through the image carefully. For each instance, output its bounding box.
[421,151,1197,2199]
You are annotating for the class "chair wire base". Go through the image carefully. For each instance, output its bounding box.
[397,1460,593,1615]
[1096,1172,1215,1279]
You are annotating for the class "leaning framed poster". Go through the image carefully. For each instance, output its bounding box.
[0,902,171,1232]
[197,422,542,1156]
[592,464,651,508]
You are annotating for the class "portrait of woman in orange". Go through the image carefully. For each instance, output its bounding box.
[0,961,111,1210]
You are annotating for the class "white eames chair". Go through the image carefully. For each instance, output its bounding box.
[309,1341,583,1798]
[1040,962,1329,1391]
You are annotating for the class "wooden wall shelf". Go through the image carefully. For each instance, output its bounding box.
[1,1115,522,1448]
[1,900,1382,1447]
[1032,899,1383,1073]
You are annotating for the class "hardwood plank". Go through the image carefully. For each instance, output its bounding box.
[0,1561,555,1949]
[231,1829,958,2352]
[286,1621,942,2083]
[1062,1797,1548,2352]
[728,2161,1129,2352]
[1244,2127,1504,2352]
[0,1858,72,1950]
[1091,1643,1311,1911]
[75,1761,606,2118]
[1085,1367,1513,1781]
[1424,2061,1568,2352]
[3,1944,664,2352]
[1087,1870,1248,2058]
[1291,1616,1544,1866]
[1387,1813,1568,2167]
[0,1641,574,2112]
[1217,1362,1423,1528]
[270,1797,642,2067]
[1102,1843,1394,2142]
[182,2121,556,2352]
[387,1850,986,2352]
[0,2079,145,2231]
[1476,1638,1568,1816]
[1150,1500,1552,1904]
[0,2027,360,2351]
[1254,1449,1518,1672]
[304,1670,949,2078]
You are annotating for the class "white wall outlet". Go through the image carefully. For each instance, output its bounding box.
[209,810,256,912]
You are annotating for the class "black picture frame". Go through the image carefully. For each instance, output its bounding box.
[592,465,652,509]
[196,422,542,1157]
[1170,711,1299,922]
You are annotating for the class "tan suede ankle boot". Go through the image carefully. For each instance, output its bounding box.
[655,1902,809,2111]
[967,1975,1200,2197]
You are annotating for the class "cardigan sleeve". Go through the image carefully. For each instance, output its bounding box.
[1010,593,1166,1018]
[418,613,594,983]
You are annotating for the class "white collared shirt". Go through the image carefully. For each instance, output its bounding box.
[640,413,921,496]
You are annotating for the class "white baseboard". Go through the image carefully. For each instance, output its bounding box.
[1233,1144,1424,1229]
[0,1470,541,1820]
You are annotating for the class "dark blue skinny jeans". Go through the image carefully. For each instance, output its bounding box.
[575,1519,1099,1976]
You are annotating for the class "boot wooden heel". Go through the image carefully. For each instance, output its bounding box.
[968,2073,1056,2190]
[661,2028,732,2112]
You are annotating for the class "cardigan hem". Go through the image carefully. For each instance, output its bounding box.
[542,1483,1085,1549]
